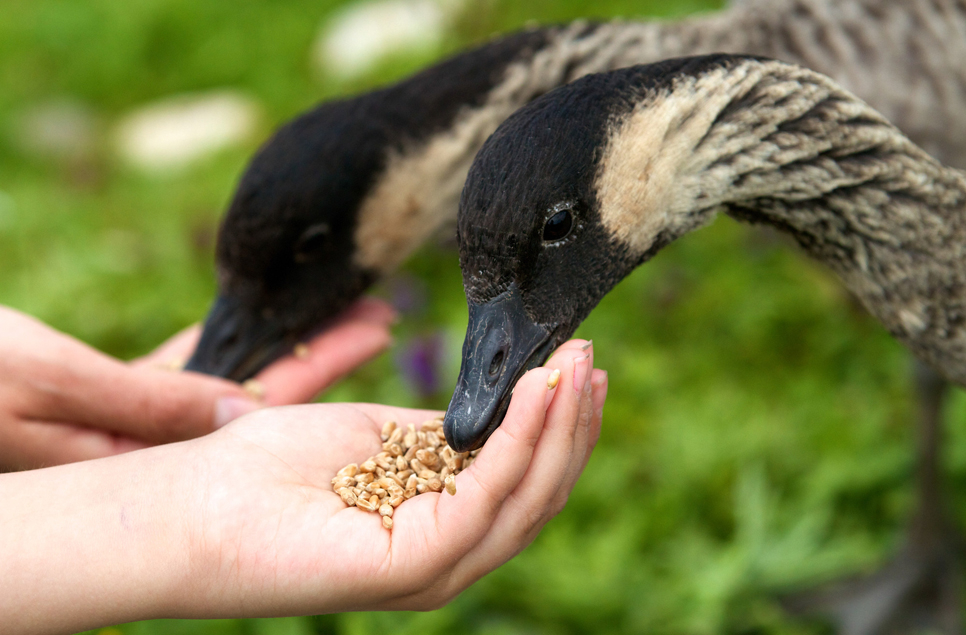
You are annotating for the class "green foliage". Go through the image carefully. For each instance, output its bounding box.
[3,0,963,633]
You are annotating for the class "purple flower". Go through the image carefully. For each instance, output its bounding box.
[396,332,444,398]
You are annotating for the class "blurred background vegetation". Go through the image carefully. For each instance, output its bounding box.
[2,0,964,633]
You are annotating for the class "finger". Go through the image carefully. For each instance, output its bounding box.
[441,339,590,521]
[515,367,607,538]
[520,344,593,509]
[568,343,594,453]
[339,296,398,325]
[398,365,558,572]
[586,369,608,456]
[130,324,202,369]
[1,309,260,442]
[255,298,396,405]
[551,345,596,505]
[0,420,150,470]
[428,351,586,581]
[547,338,593,362]
[443,349,594,588]
[531,343,595,520]
[24,352,259,443]
[546,368,600,516]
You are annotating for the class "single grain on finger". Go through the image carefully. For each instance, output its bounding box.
[547,368,561,389]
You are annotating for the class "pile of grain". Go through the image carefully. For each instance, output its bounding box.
[332,418,479,529]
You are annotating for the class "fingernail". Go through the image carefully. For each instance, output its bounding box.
[214,397,260,429]
[592,369,608,388]
[573,354,590,394]
[581,340,593,351]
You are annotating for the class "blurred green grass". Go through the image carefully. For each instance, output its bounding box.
[2,0,964,633]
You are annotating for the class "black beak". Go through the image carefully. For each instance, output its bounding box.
[444,283,558,452]
[184,294,293,381]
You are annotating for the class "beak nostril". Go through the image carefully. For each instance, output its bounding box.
[488,348,505,377]
[218,332,240,353]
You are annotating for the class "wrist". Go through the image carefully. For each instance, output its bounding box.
[0,443,198,633]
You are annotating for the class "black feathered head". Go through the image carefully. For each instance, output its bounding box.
[446,55,750,450]
[187,97,385,380]
[185,28,555,380]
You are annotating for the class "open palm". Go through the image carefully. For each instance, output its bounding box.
[174,340,607,618]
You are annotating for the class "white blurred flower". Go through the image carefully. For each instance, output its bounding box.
[313,0,464,79]
[114,90,260,172]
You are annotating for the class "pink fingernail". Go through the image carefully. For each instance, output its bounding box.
[580,340,593,351]
[592,369,608,388]
[214,397,260,429]
[573,354,590,394]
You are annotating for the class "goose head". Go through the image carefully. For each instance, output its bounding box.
[444,54,818,450]
[184,98,385,380]
[185,29,555,380]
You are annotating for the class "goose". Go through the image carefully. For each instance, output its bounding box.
[184,0,966,380]
[444,54,966,634]
[180,4,966,630]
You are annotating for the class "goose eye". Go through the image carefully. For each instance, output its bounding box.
[543,209,573,242]
[294,223,331,263]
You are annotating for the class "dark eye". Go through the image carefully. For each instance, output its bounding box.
[294,223,331,263]
[543,209,573,242]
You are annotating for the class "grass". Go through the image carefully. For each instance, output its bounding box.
[2,0,964,633]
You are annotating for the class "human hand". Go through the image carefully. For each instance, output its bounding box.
[0,298,394,471]
[171,339,606,617]
[0,339,605,633]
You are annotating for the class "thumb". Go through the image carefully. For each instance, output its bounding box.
[2,307,260,443]
[33,359,261,443]
[103,367,264,441]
